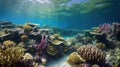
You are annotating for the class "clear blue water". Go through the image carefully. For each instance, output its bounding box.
[0,0,120,29]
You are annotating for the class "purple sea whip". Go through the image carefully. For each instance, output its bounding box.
[36,34,48,51]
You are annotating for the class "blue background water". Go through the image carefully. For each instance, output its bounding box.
[0,0,120,29]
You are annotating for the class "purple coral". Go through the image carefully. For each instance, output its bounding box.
[36,34,48,51]
[99,23,111,35]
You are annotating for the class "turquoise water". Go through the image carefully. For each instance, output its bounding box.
[0,0,120,67]
[0,0,120,29]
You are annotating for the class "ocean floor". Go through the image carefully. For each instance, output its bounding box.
[39,55,69,67]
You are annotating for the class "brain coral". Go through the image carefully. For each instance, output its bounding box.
[77,45,106,63]
[67,52,85,64]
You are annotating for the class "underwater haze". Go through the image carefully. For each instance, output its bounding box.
[0,0,120,29]
[1,0,120,67]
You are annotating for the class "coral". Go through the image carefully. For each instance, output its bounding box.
[99,23,111,35]
[82,63,92,67]
[3,40,16,47]
[96,42,106,49]
[77,45,106,63]
[20,35,28,42]
[112,23,120,41]
[46,45,58,56]
[0,31,10,37]
[23,25,32,32]
[67,52,85,64]
[36,35,48,51]
[92,64,100,67]
[23,53,33,60]
[106,48,120,65]
[63,38,76,46]
[25,22,40,28]
[48,33,64,45]
[0,47,25,67]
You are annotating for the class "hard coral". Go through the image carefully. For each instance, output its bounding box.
[0,47,25,67]
[67,52,85,64]
[21,35,28,42]
[23,25,32,32]
[3,40,16,47]
[46,45,58,56]
[77,45,106,63]
[48,33,64,45]
[96,42,106,49]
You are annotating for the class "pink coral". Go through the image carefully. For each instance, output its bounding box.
[99,23,111,34]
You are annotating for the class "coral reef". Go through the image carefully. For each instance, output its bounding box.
[0,21,120,67]
[77,45,106,63]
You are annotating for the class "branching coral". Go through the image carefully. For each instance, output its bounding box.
[0,47,25,67]
[77,45,106,63]
[99,23,111,35]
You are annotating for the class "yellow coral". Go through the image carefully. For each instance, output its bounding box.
[23,25,32,32]
[0,47,25,67]
[48,33,64,45]
[20,35,28,42]
[46,45,58,56]
[67,52,85,64]
[3,40,16,47]
[23,53,33,60]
